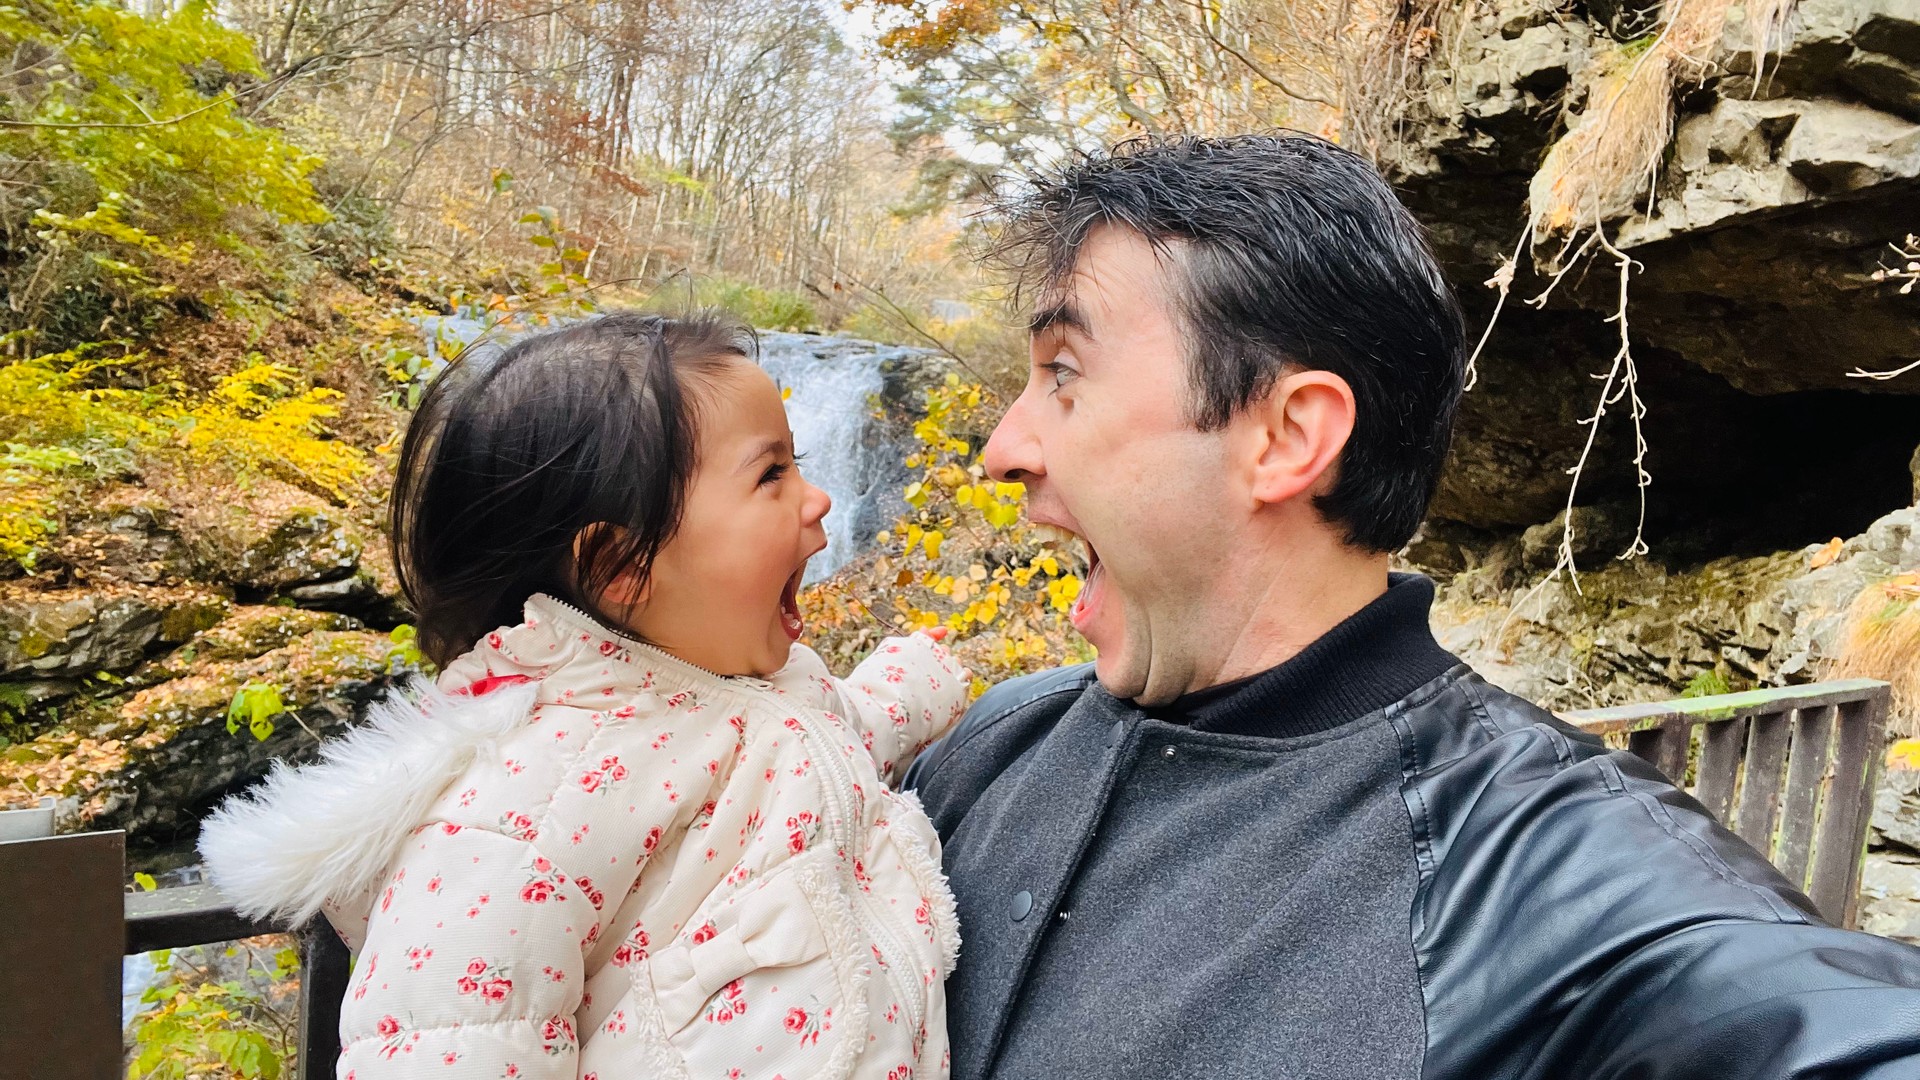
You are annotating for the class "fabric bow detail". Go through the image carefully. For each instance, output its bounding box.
[650,872,829,1030]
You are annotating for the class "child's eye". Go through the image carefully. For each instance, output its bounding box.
[759,462,789,487]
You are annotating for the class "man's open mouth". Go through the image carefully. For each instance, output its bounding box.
[1031,522,1102,629]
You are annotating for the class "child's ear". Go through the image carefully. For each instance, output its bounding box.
[573,524,652,607]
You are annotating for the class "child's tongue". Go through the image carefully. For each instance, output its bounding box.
[780,572,804,641]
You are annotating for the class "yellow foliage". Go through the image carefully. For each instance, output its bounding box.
[799,376,1091,689]
[183,363,364,499]
[0,351,366,570]
[1831,572,1920,737]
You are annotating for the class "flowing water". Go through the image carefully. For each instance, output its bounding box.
[756,331,923,582]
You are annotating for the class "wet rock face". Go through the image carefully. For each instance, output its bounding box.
[0,620,411,844]
[0,587,226,681]
[93,629,404,841]
[224,508,363,593]
[1386,0,1920,537]
[1425,504,1917,711]
[1866,762,1920,944]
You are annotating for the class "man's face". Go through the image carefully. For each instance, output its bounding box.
[983,227,1239,704]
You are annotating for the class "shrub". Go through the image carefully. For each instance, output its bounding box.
[0,0,328,353]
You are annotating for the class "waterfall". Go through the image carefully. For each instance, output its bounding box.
[410,313,926,583]
[756,332,923,582]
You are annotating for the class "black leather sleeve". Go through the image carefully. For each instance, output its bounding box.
[1401,676,1920,1080]
[1541,919,1920,1078]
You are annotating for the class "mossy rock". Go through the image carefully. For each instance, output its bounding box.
[0,627,418,841]
[229,508,364,591]
[47,495,196,586]
[136,605,361,685]
[0,584,229,681]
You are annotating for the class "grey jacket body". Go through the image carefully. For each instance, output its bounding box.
[904,576,1920,1079]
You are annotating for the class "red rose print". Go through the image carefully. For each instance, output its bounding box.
[788,830,807,854]
[785,1008,808,1034]
[377,1016,399,1038]
[704,979,748,1025]
[520,881,554,903]
[579,770,603,793]
[480,978,512,1002]
[691,922,716,945]
[467,958,488,976]
[458,976,479,994]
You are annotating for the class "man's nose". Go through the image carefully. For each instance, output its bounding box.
[982,394,1045,484]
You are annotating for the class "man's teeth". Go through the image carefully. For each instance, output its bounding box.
[1030,523,1079,546]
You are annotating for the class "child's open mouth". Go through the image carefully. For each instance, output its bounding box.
[780,565,806,641]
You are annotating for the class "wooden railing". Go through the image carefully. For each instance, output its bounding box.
[0,678,1895,1079]
[1565,677,1892,928]
[0,829,349,1080]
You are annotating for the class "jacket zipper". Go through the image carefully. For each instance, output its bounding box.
[796,705,929,1038]
[539,597,928,1034]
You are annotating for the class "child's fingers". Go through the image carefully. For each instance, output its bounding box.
[920,626,950,642]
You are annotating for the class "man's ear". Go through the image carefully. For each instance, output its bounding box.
[573,524,652,608]
[1242,370,1356,508]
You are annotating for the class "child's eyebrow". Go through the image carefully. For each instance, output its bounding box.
[737,437,789,472]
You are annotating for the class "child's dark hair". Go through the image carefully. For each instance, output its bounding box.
[391,310,755,665]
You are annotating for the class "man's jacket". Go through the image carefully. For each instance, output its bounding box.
[905,575,1920,1079]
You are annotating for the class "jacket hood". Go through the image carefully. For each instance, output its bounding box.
[196,676,540,925]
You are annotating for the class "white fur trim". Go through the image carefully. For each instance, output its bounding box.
[196,677,539,924]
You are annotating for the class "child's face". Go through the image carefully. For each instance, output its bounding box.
[622,358,831,676]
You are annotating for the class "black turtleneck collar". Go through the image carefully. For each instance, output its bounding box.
[1159,572,1461,740]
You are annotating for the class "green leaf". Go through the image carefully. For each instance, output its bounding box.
[527,234,556,248]
[227,682,284,741]
[561,248,589,261]
[518,211,545,225]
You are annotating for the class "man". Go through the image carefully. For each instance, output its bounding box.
[904,134,1920,1079]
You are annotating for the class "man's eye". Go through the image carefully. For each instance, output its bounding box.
[1041,362,1077,390]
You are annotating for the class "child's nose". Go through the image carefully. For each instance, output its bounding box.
[803,479,831,526]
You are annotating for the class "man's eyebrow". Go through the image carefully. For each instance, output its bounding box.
[737,436,788,472]
[1028,300,1094,340]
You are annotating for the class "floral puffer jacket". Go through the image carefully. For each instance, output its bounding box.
[200,594,970,1080]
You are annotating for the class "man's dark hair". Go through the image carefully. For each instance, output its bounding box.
[985,133,1466,553]
[391,311,752,665]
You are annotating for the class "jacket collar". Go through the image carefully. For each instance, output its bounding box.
[439,593,811,707]
[1161,572,1461,739]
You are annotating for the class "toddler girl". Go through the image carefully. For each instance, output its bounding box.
[200,312,969,1079]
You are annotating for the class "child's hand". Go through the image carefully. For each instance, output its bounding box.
[919,627,950,643]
